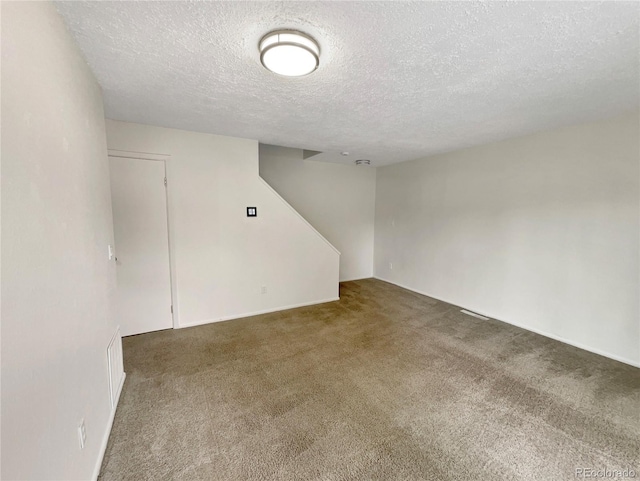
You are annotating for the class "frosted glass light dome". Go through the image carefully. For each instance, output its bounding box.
[259,30,320,77]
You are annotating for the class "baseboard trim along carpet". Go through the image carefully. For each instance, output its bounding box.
[98,279,639,479]
[374,276,639,368]
[340,276,375,283]
[92,372,126,481]
[177,297,341,329]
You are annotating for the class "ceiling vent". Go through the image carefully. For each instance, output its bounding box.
[355,159,371,166]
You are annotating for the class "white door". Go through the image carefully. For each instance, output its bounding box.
[109,156,173,336]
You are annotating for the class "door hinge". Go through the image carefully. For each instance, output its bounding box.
[170,305,173,314]
[164,177,167,186]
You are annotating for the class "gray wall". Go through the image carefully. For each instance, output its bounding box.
[374,112,639,366]
[106,121,339,328]
[1,3,118,479]
[260,144,377,281]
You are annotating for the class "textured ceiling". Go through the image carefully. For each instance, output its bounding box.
[55,1,639,166]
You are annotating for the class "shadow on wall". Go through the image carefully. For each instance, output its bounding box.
[259,143,377,282]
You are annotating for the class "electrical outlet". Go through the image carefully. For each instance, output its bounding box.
[261,285,267,294]
[389,262,393,270]
[78,419,86,449]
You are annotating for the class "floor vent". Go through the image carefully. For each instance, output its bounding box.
[460,309,490,321]
[107,328,125,409]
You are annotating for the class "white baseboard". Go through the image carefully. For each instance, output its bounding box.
[374,276,640,368]
[340,276,374,283]
[177,297,340,329]
[92,372,126,481]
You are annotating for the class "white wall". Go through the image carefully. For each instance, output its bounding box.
[2,2,119,479]
[375,112,640,366]
[259,145,376,281]
[105,121,340,328]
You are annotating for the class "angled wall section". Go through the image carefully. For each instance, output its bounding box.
[260,144,376,282]
[105,121,340,328]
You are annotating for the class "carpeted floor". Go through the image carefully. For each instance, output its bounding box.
[99,279,639,480]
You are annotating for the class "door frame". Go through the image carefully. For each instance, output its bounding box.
[108,149,178,329]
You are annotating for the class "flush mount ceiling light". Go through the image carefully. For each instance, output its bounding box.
[259,30,320,77]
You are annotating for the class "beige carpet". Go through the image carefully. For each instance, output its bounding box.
[99,279,639,480]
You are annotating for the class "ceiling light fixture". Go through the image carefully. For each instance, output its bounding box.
[259,30,320,77]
